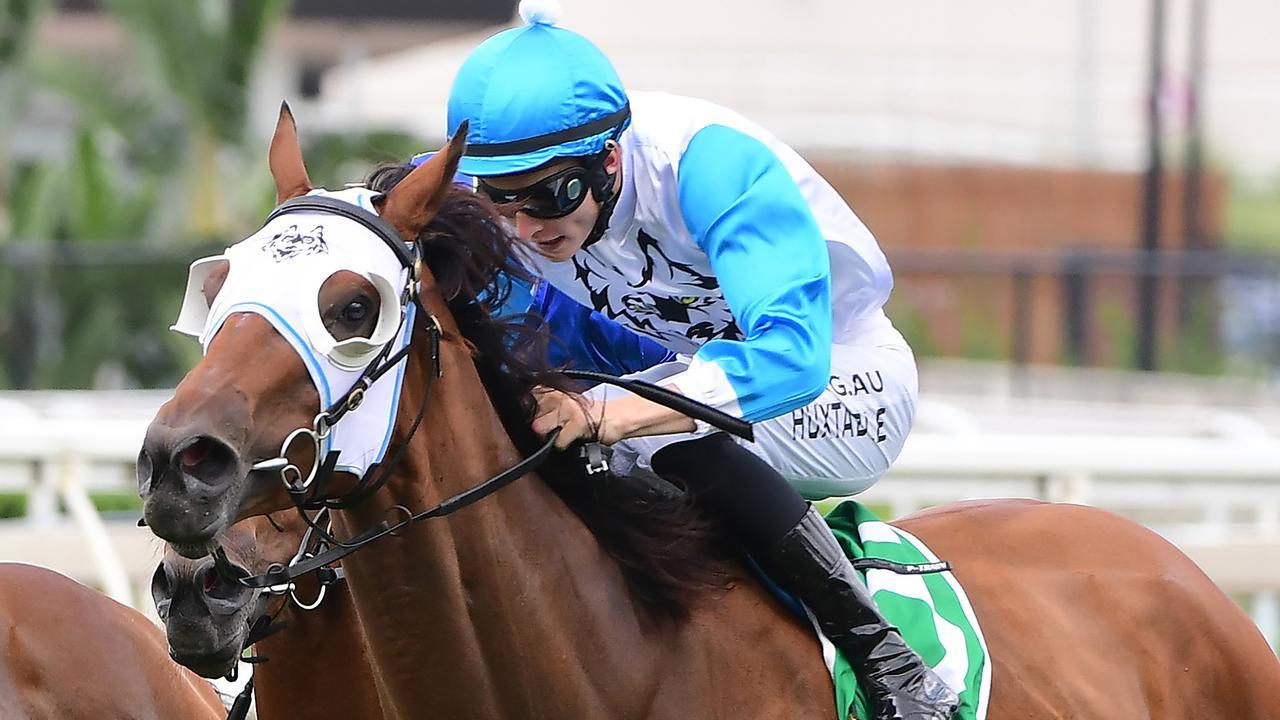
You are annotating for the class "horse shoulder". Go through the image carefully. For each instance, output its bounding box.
[659,576,835,719]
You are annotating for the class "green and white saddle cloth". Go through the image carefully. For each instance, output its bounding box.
[821,501,991,720]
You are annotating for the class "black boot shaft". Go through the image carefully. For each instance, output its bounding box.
[763,506,959,720]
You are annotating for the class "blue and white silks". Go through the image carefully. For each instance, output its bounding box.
[410,151,670,375]
[520,91,896,428]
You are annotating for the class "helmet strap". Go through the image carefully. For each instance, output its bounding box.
[582,183,620,250]
[582,140,621,249]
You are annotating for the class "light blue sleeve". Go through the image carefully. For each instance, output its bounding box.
[672,124,832,422]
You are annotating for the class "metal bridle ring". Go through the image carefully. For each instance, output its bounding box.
[385,505,414,536]
[263,563,292,596]
[278,427,323,490]
[280,464,305,492]
[345,387,366,413]
[290,577,328,611]
[312,412,334,440]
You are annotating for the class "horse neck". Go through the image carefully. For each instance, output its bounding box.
[331,311,661,719]
[252,578,381,720]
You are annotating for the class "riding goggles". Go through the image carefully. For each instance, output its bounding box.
[477,164,590,219]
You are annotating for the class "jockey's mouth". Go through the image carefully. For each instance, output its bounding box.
[535,235,569,253]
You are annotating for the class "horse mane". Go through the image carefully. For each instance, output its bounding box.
[366,165,736,623]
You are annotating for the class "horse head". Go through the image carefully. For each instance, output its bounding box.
[137,104,465,554]
[151,512,287,678]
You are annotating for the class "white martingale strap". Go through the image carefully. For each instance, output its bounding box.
[171,188,415,479]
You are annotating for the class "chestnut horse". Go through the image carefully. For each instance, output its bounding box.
[154,510,382,719]
[0,563,226,720]
[138,109,1280,720]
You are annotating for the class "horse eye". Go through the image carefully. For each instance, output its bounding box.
[340,299,369,324]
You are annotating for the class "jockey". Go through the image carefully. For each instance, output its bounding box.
[444,4,958,719]
[374,159,675,376]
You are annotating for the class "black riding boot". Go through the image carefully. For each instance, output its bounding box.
[652,435,958,720]
[764,505,959,720]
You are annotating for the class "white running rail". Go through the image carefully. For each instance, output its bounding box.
[1,413,1278,650]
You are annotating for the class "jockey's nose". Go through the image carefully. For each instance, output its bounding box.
[515,213,544,241]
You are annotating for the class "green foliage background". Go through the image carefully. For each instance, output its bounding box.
[0,1,430,390]
[3,3,1280,389]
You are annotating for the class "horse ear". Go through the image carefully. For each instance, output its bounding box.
[269,101,312,205]
[379,121,468,241]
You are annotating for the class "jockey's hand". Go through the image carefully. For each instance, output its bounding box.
[531,384,698,450]
[532,387,614,450]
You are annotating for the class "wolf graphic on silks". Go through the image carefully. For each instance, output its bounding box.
[568,228,742,350]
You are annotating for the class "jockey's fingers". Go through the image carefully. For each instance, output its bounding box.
[532,401,558,422]
[533,385,574,400]
[552,428,578,450]
[533,391,568,415]
[555,410,590,448]
[531,416,583,449]
[535,389,574,412]
[531,413,558,438]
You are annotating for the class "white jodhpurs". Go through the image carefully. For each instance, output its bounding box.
[586,326,918,501]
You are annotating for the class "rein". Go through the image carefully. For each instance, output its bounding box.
[222,196,753,593]
[229,364,752,591]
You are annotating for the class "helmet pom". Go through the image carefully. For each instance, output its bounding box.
[518,0,563,26]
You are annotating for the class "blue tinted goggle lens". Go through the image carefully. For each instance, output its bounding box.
[479,166,590,219]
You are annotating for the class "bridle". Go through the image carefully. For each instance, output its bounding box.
[244,194,436,501]
[221,507,346,720]
[214,193,753,593]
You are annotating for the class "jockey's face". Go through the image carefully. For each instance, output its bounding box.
[480,145,621,262]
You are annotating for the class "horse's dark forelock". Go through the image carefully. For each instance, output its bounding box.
[367,165,735,622]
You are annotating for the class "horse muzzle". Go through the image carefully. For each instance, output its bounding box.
[138,423,245,552]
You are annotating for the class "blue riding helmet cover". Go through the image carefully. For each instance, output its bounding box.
[446,16,630,177]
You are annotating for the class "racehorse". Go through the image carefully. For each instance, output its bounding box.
[0,563,226,720]
[137,107,1280,720]
[154,510,382,719]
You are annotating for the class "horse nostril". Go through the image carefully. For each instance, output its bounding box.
[176,436,240,486]
[136,449,156,493]
[201,567,220,594]
[151,564,174,618]
[181,441,211,470]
